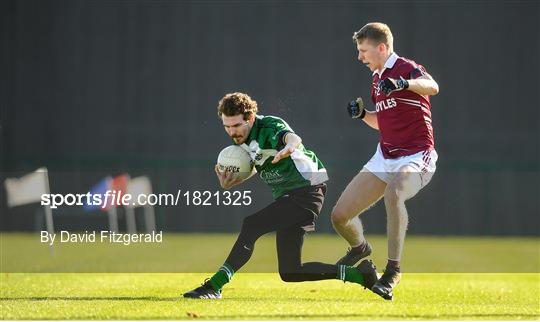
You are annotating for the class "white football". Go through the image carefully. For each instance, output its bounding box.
[217,145,254,180]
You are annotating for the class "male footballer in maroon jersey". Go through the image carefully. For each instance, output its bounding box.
[331,22,439,300]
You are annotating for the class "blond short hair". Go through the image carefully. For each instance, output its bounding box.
[352,22,393,52]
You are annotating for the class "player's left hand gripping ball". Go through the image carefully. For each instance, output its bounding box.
[378,76,409,95]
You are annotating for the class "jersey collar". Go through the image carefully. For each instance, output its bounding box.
[373,52,399,76]
[246,114,262,143]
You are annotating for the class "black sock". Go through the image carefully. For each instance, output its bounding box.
[386,259,400,272]
[352,241,369,254]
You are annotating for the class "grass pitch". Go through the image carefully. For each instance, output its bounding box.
[2,233,538,272]
[1,233,539,319]
[1,273,538,320]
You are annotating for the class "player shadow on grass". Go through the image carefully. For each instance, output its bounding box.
[0,296,178,301]
[1,296,374,303]
[200,313,540,319]
[216,297,379,303]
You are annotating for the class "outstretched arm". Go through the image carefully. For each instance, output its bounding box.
[272,132,301,164]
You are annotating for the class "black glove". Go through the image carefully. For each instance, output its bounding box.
[347,97,366,119]
[378,76,409,95]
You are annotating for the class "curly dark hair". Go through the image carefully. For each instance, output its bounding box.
[217,92,258,120]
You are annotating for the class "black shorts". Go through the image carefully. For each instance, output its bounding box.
[224,183,330,275]
[273,183,327,232]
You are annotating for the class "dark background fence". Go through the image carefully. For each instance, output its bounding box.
[1,0,538,236]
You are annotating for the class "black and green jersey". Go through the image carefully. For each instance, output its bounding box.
[239,115,328,199]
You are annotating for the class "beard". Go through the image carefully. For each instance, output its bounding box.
[232,136,243,144]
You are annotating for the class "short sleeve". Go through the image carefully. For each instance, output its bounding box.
[265,117,293,150]
[409,65,430,79]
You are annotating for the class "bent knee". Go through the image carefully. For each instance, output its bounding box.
[331,206,354,226]
[279,272,302,282]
